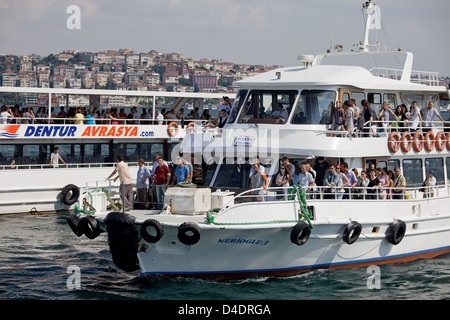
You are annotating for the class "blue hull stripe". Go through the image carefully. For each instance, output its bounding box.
[140,245,450,276]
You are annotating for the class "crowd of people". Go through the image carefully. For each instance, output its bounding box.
[331,99,447,135]
[0,96,234,128]
[105,152,197,211]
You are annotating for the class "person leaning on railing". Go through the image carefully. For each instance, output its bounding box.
[392,167,406,199]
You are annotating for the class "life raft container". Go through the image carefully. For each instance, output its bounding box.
[104,211,140,272]
[342,221,362,245]
[61,184,80,206]
[435,131,446,151]
[423,131,435,152]
[167,122,179,136]
[140,219,164,243]
[177,222,201,245]
[385,219,406,245]
[387,131,401,153]
[290,221,311,246]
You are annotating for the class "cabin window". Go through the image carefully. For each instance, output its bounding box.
[291,90,336,125]
[238,90,297,124]
[351,92,365,106]
[425,158,445,185]
[368,93,382,115]
[402,159,423,187]
[56,144,81,164]
[140,143,164,162]
[401,93,425,109]
[388,159,400,171]
[22,144,51,165]
[84,144,111,163]
[214,162,251,188]
[0,145,17,166]
[383,93,397,109]
[227,90,248,124]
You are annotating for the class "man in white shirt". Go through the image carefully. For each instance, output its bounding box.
[156,110,164,125]
[107,154,134,210]
[297,164,314,194]
[50,147,67,168]
[423,101,444,128]
[1,105,14,124]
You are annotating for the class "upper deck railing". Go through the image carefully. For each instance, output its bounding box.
[369,67,441,87]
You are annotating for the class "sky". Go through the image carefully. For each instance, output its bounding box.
[0,0,449,76]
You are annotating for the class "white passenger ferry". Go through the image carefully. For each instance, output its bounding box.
[68,1,450,279]
[0,86,231,214]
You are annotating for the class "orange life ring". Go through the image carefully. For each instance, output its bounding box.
[167,122,179,136]
[400,131,412,152]
[204,121,215,127]
[186,122,196,134]
[412,131,424,152]
[423,131,435,152]
[447,132,450,151]
[388,131,401,153]
[435,131,446,151]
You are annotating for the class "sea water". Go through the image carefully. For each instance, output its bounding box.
[0,213,449,301]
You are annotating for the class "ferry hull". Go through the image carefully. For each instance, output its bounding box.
[135,214,450,279]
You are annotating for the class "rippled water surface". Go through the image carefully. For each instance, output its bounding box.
[0,213,449,300]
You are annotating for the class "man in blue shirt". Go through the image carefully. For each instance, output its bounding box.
[136,158,151,209]
[171,158,190,186]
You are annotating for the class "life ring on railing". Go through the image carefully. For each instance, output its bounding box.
[412,131,424,152]
[186,122,196,134]
[140,219,164,243]
[387,131,401,153]
[177,222,201,245]
[342,221,362,245]
[61,184,80,206]
[446,132,450,151]
[290,221,311,246]
[167,122,179,136]
[435,131,446,151]
[204,120,215,127]
[385,219,406,245]
[400,132,412,153]
[424,131,435,152]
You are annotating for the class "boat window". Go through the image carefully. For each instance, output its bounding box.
[401,93,425,109]
[56,144,81,164]
[377,161,387,170]
[388,159,400,171]
[368,93,382,115]
[402,159,423,187]
[0,145,17,166]
[84,144,111,163]
[291,90,335,125]
[447,158,450,183]
[238,90,297,124]
[118,143,138,162]
[22,144,51,165]
[214,162,251,188]
[140,143,164,162]
[227,90,248,123]
[383,93,397,109]
[425,158,445,185]
[351,92,366,106]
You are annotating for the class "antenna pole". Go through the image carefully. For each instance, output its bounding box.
[361,1,374,52]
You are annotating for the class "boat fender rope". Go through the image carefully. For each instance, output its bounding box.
[140,219,164,243]
[177,222,201,245]
[385,219,406,245]
[290,221,311,246]
[342,221,362,245]
[61,184,80,206]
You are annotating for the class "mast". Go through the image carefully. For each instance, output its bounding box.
[361,0,381,52]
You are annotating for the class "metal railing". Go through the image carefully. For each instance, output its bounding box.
[369,67,441,86]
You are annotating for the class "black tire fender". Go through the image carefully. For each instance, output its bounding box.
[61,184,80,206]
[78,215,104,240]
[177,222,201,245]
[386,219,406,245]
[290,221,311,246]
[67,213,83,237]
[140,219,164,243]
[343,221,362,245]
